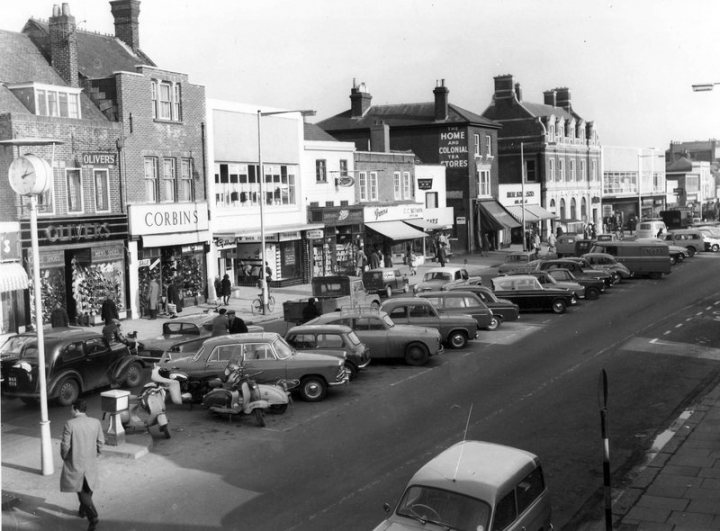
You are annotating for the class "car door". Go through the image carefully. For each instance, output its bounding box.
[243,342,285,381]
[354,317,389,358]
[81,337,117,390]
[203,343,244,378]
[285,332,318,351]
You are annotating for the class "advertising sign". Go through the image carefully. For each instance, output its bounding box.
[438,127,469,168]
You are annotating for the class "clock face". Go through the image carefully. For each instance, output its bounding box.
[8,155,50,195]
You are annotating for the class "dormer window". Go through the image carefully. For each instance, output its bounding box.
[8,83,82,119]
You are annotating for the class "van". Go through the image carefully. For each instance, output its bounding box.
[588,240,671,279]
[374,440,552,531]
[663,229,705,257]
[635,220,667,239]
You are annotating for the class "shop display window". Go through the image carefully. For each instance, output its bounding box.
[70,254,125,323]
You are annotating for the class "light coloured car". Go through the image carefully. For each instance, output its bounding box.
[362,268,410,297]
[636,220,667,239]
[696,227,720,252]
[413,266,474,293]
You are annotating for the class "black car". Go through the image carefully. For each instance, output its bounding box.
[536,258,614,288]
[490,275,576,314]
[1,328,141,406]
[444,285,520,323]
[542,268,605,300]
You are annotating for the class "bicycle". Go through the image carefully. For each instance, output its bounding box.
[251,293,275,315]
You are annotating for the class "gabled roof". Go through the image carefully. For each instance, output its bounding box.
[23,18,155,80]
[0,30,66,85]
[304,122,339,141]
[520,101,578,121]
[318,102,500,131]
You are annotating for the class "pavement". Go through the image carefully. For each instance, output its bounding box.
[3,247,720,529]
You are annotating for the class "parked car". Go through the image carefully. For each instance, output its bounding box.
[160,332,348,402]
[413,266,475,293]
[663,229,705,257]
[555,233,594,257]
[697,227,720,252]
[373,440,552,531]
[491,275,576,314]
[381,297,479,349]
[444,285,520,323]
[635,220,667,239]
[525,270,587,300]
[580,252,632,281]
[1,328,142,406]
[362,268,410,297]
[307,308,443,366]
[137,313,263,364]
[284,324,370,380]
[416,290,500,330]
[543,268,605,299]
[497,251,538,274]
[536,258,614,287]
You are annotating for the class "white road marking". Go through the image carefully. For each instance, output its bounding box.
[675,323,683,328]
[621,337,720,361]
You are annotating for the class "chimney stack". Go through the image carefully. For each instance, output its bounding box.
[493,75,516,104]
[555,88,571,111]
[370,122,390,153]
[543,90,557,107]
[110,0,141,51]
[514,83,522,102]
[350,80,372,118]
[49,3,79,87]
[433,79,449,121]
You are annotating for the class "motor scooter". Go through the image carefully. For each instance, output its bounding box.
[201,363,290,426]
[107,366,191,438]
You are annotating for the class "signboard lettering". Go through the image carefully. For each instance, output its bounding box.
[0,232,20,261]
[81,152,117,166]
[456,217,466,225]
[417,179,433,190]
[91,245,123,263]
[439,126,469,168]
[306,230,324,239]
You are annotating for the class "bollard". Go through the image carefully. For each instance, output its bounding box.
[100,389,130,446]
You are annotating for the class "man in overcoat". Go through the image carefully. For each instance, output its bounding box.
[60,399,104,530]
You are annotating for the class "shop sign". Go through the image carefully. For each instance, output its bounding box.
[278,231,300,241]
[37,250,64,268]
[91,245,124,263]
[81,152,117,166]
[456,217,466,225]
[591,197,601,204]
[213,238,236,250]
[417,179,433,190]
[654,199,664,206]
[138,258,151,267]
[364,204,424,222]
[336,176,355,187]
[128,202,209,236]
[21,215,129,247]
[182,244,205,253]
[0,232,20,261]
[673,188,684,194]
[320,207,363,225]
[438,127,469,168]
[306,230,324,239]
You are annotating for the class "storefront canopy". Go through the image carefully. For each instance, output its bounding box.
[476,200,522,231]
[404,219,452,231]
[215,222,325,240]
[0,262,29,293]
[505,205,540,223]
[365,220,428,242]
[526,204,557,221]
[141,230,211,248]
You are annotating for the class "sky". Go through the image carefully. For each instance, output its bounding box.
[3,0,720,150]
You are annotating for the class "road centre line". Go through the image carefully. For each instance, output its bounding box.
[623,336,720,361]
[675,323,683,328]
[389,367,433,387]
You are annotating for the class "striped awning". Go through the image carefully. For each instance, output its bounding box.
[0,262,29,293]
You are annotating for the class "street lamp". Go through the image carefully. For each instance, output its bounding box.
[692,83,720,92]
[256,109,315,314]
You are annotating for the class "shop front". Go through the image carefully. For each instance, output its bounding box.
[0,223,29,339]
[474,199,521,250]
[404,206,454,264]
[307,206,364,277]
[363,204,427,266]
[500,184,558,244]
[20,215,128,326]
[128,203,210,318]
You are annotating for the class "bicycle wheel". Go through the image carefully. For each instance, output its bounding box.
[267,296,275,313]
[251,298,262,315]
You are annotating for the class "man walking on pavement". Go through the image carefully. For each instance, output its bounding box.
[60,399,104,531]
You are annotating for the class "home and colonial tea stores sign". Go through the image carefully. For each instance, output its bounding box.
[438,127,468,168]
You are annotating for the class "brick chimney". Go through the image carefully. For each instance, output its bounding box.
[350,79,372,118]
[556,88,571,111]
[514,83,522,102]
[433,79,449,121]
[49,3,79,87]
[543,90,557,107]
[370,122,390,153]
[110,0,141,51]
[493,74,519,105]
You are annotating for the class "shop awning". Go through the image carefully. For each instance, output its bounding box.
[365,220,428,241]
[505,206,541,223]
[215,222,325,240]
[0,262,29,293]
[476,200,522,231]
[141,230,211,248]
[526,204,557,221]
[404,219,452,231]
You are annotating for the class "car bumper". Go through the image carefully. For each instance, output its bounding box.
[357,357,372,369]
[329,367,350,386]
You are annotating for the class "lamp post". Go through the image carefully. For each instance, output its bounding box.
[520,142,527,251]
[637,149,657,222]
[692,82,720,92]
[256,109,315,314]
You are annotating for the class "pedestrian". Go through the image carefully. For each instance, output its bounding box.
[221,273,231,305]
[213,276,222,304]
[408,251,417,276]
[547,231,557,255]
[264,262,273,283]
[51,302,70,328]
[355,247,367,276]
[60,398,103,531]
[590,223,597,239]
[147,277,160,319]
[369,247,381,269]
[532,232,541,258]
[227,309,248,334]
[302,297,321,323]
[100,296,118,325]
[481,232,490,257]
[437,243,446,267]
[211,308,229,336]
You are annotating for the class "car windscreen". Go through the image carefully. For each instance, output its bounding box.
[395,485,490,530]
[273,337,293,360]
[0,336,35,360]
[347,331,362,345]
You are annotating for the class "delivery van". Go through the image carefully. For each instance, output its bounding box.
[588,240,671,279]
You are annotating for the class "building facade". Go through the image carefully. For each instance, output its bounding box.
[665,157,713,219]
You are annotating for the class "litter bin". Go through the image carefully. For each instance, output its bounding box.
[101,389,130,446]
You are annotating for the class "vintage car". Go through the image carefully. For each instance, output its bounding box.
[580,252,632,281]
[663,229,706,256]
[696,227,720,252]
[536,258,614,287]
[381,297,479,349]
[491,275,576,314]
[412,266,477,294]
[416,290,500,330]
[306,308,443,366]
[160,332,348,402]
[555,233,595,257]
[137,313,263,364]
[362,268,410,298]
[1,328,142,406]
[525,270,588,299]
[444,285,520,323]
[284,323,370,380]
[373,440,552,531]
[497,251,539,275]
[539,268,605,300]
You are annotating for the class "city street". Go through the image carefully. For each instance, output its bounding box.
[2,254,719,530]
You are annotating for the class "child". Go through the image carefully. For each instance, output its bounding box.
[409,251,417,276]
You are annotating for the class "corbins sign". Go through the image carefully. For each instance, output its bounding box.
[128,203,209,236]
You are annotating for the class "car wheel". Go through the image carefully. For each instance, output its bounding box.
[254,408,266,427]
[669,255,677,265]
[586,287,600,300]
[345,362,358,380]
[124,362,144,388]
[269,403,288,414]
[56,378,80,407]
[686,246,696,257]
[404,343,429,366]
[713,244,720,252]
[385,285,393,298]
[551,299,567,314]
[161,424,171,439]
[448,331,467,349]
[299,377,327,402]
[485,315,501,331]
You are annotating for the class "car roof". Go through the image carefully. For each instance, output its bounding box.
[201,332,281,347]
[418,290,479,298]
[311,309,390,321]
[382,297,430,306]
[410,441,539,504]
[13,327,103,348]
[425,266,464,273]
[287,324,353,334]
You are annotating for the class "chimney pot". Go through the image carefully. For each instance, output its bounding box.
[350,81,372,118]
[110,0,141,51]
[433,80,449,121]
[493,74,516,103]
[62,3,70,15]
[49,2,79,87]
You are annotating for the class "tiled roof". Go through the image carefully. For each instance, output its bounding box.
[318,102,500,131]
[25,18,155,79]
[304,123,339,141]
[666,157,693,172]
[521,101,578,121]
[0,29,66,85]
